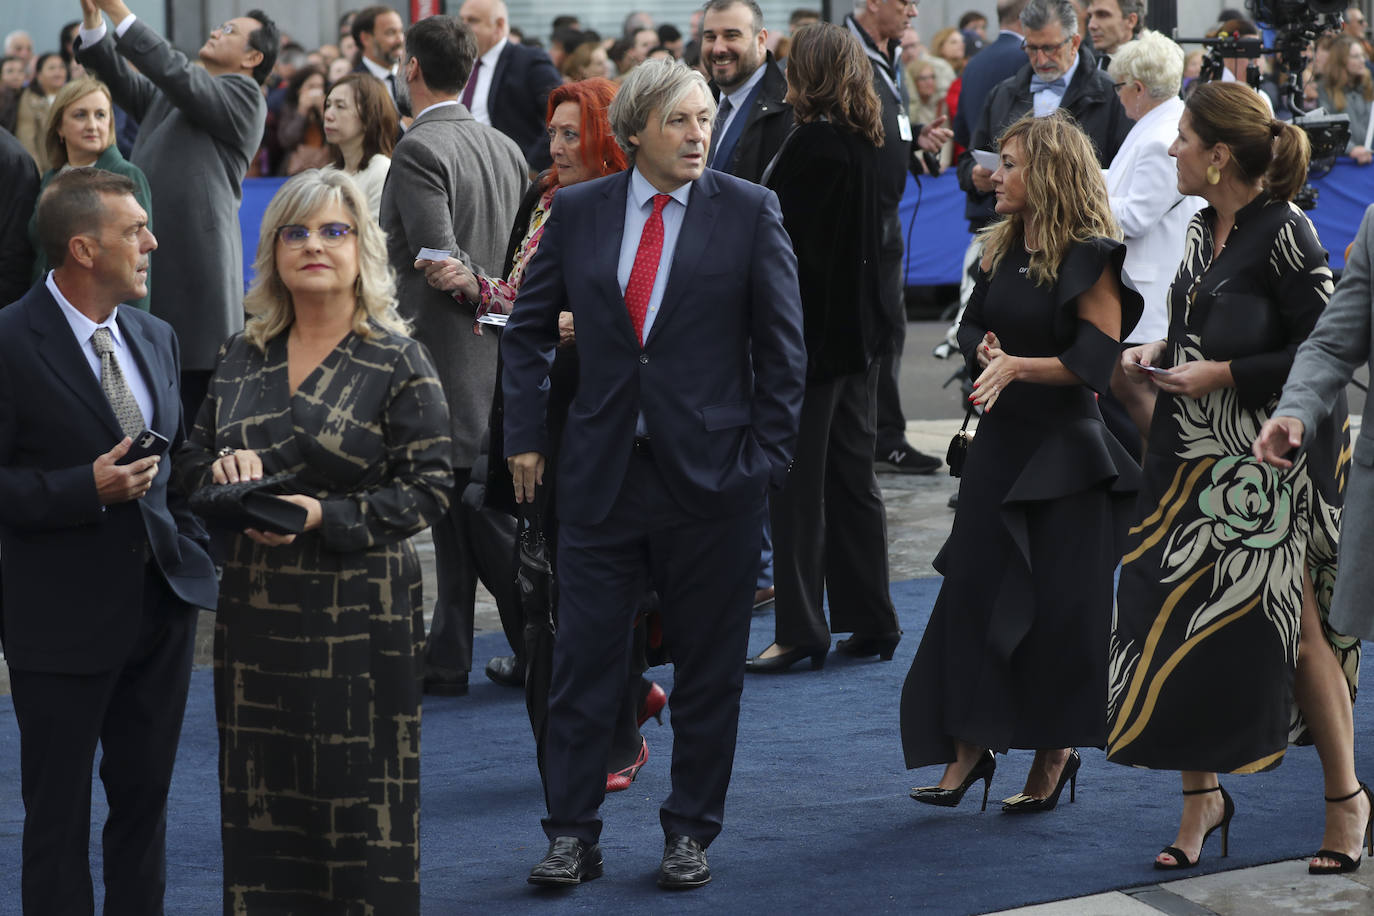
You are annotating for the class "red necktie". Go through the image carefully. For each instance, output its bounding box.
[624,194,671,346]
[460,59,481,108]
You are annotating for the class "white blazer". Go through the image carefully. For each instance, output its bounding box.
[1106,96,1205,344]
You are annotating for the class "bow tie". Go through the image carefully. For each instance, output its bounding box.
[1030,75,1068,93]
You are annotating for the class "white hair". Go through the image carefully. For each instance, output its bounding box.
[1108,30,1185,100]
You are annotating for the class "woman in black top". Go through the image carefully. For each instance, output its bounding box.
[745,22,901,672]
[901,111,1142,812]
[1109,80,1364,874]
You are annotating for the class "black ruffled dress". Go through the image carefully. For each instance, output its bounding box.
[901,238,1142,767]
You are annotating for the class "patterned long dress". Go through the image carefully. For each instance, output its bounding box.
[177,324,453,914]
[1108,193,1357,775]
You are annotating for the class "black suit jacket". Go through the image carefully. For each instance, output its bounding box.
[0,283,217,673]
[709,54,793,184]
[0,128,38,306]
[488,41,562,171]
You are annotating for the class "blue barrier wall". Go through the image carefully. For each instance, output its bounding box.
[238,163,1374,291]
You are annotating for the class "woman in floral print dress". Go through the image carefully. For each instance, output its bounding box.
[1108,82,1363,874]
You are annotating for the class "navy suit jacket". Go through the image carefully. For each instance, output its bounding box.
[952,31,1026,149]
[488,41,562,171]
[0,283,217,673]
[500,168,806,526]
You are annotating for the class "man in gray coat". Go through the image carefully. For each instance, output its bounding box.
[76,0,278,420]
[1255,203,1374,644]
[380,14,526,696]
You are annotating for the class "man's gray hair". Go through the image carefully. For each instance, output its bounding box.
[1021,0,1079,36]
[609,59,716,162]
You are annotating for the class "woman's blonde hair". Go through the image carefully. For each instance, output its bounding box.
[43,77,114,169]
[786,22,885,146]
[931,27,965,74]
[243,169,408,350]
[981,110,1120,287]
[1321,34,1374,112]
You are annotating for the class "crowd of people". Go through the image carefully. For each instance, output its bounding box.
[4,0,1374,912]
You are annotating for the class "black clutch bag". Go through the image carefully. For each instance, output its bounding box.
[188,471,308,535]
[946,404,976,478]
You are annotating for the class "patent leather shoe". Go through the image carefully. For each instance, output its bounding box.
[638,681,667,727]
[910,749,996,811]
[528,837,603,887]
[835,631,902,661]
[744,643,827,673]
[484,654,525,688]
[657,833,710,889]
[1002,749,1080,814]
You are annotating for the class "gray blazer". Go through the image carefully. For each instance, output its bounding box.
[76,20,265,372]
[380,103,527,469]
[1275,203,1374,639]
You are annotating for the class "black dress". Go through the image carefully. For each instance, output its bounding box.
[901,239,1142,768]
[1107,194,1356,774]
[178,326,454,914]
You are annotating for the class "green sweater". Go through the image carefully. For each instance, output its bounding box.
[28,144,154,311]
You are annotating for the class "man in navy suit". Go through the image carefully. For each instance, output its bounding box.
[0,169,218,914]
[459,0,562,170]
[502,59,805,891]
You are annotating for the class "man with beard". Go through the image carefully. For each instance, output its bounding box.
[700,0,791,184]
[380,14,526,698]
[848,0,952,475]
[353,4,406,110]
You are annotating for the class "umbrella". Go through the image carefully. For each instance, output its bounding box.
[516,496,556,784]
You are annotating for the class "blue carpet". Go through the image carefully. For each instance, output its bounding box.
[2,577,1372,915]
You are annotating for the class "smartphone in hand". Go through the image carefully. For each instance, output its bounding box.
[118,429,171,465]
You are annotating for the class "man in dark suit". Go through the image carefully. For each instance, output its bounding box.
[502,59,805,890]
[952,1,1027,172]
[351,4,406,109]
[701,0,792,184]
[0,168,218,915]
[458,0,562,170]
[76,0,277,423]
[0,127,38,305]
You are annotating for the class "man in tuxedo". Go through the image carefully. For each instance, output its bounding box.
[701,0,792,184]
[0,168,218,915]
[380,14,526,697]
[352,4,406,109]
[502,59,805,890]
[76,0,277,423]
[457,0,562,170]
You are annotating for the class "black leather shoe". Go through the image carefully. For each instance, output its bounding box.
[657,833,710,889]
[834,631,902,661]
[484,654,525,688]
[528,837,603,887]
[422,663,468,697]
[744,643,827,673]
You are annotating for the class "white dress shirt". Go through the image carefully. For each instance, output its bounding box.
[468,38,507,126]
[46,272,153,430]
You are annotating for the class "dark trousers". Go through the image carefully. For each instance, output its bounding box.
[10,568,196,916]
[773,363,898,647]
[542,451,763,847]
[874,241,909,452]
[424,465,479,673]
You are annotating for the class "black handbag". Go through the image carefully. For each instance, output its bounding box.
[946,404,977,478]
[188,471,308,535]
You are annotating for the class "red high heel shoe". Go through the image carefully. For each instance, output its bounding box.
[638,681,666,727]
[606,737,649,793]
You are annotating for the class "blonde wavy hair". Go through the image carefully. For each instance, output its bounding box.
[981,110,1120,287]
[243,169,408,351]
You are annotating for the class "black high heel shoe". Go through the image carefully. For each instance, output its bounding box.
[1155,784,1235,870]
[1310,783,1374,874]
[910,750,996,811]
[834,631,902,661]
[1001,748,1080,814]
[744,643,828,673]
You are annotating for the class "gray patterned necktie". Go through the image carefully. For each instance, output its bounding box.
[91,327,144,438]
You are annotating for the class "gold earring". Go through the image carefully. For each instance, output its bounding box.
[1206,164,1221,185]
